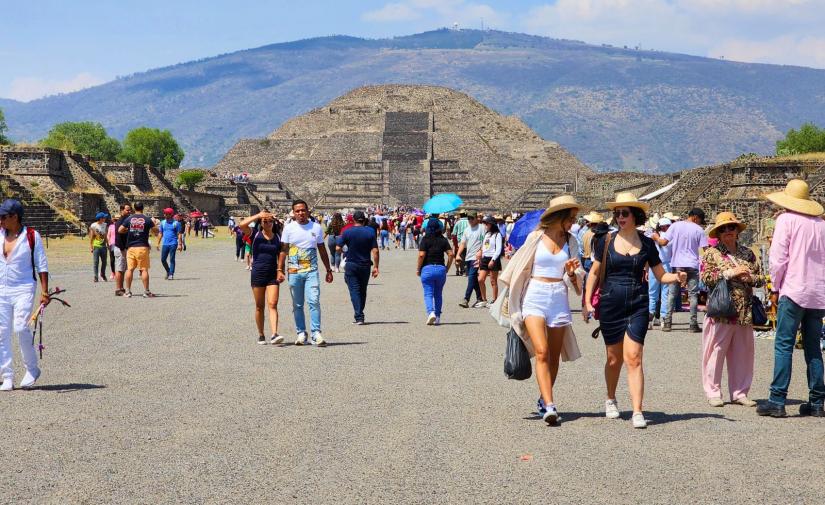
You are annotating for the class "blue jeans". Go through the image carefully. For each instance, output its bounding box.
[464,260,481,302]
[161,244,177,276]
[288,271,321,334]
[421,265,447,316]
[344,263,371,322]
[768,296,825,406]
[667,267,699,324]
[92,246,108,280]
[648,262,671,317]
[327,236,341,269]
[380,230,389,249]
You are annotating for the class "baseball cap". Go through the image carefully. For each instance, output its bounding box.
[481,215,496,224]
[0,199,23,218]
[95,211,108,220]
[353,210,367,223]
[163,207,175,214]
[466,210,478,219]
[658,218,672,227]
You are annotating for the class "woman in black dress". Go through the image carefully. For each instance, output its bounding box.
[240,211,285,345]
[584,193,686,428]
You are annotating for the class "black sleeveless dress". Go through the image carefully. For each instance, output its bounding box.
[593,231,661,345]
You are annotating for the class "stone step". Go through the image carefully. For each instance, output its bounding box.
[333,183,384,192]
[340,173,383,182]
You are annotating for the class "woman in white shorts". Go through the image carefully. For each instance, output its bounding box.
[519,196,582,424]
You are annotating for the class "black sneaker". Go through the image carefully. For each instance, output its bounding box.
[257,335,267,345]
[799,402,825,417]
[458,299,469,308]
[662,320,672,332]
[690,323,702,333]
[756,401,787,418]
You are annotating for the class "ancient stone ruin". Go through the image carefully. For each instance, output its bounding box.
[215,84,593,212]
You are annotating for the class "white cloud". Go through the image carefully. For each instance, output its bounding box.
[710,35,825,68]
[522,0,825,68]
[6,72,105,102]
[362,1,509,30]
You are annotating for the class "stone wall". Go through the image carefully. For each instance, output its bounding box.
[181,190,223,216]
[98,162,148,187]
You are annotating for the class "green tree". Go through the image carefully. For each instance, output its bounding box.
[0,108,10,145]
[776,123,825,155]
[39,121,121,159]
[119,127,184,171]
[175,169,205,191]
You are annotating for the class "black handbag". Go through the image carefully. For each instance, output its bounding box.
[707,279,737,319]
[751,295,768,326]
[504,328,532,380]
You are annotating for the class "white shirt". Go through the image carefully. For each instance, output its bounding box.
[481,232,503,260]
[0,227,49,288]
[281,220,324,249]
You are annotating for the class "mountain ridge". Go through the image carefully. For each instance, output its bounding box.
[3,29,824,171]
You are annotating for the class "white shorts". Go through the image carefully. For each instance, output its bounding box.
[112,246,127,272]
[522,279,572,327]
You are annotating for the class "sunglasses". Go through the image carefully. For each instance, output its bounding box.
[261,219,274,224]
[612,210,631,218]
[719,224,739,233]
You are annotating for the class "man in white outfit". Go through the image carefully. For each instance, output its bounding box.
[0,199,50,391]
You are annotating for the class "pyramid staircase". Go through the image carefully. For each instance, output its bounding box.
[430,160,493,212]
[315,162,385,211]
[0,174,83,237]
[514,182,574,211]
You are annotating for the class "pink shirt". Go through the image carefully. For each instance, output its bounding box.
[107,223,116,247]
[770,211,825,309]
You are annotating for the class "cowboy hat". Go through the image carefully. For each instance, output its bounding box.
[765,179,824,216]
[707,211,747,238]
[662,212,680,221]
[606,192,650,212]
[583,211,605,224]
[543,195,581,216]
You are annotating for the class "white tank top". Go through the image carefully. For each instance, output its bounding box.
[532,239,569,278]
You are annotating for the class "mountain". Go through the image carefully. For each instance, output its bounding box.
[3,29,824,171]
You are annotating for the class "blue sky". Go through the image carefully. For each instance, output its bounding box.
[2,0,825,101]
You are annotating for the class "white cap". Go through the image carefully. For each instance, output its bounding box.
[658,218,672,226]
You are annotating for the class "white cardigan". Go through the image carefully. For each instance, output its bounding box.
[498,230,583,362]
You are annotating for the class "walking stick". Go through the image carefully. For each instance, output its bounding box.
[29,287,70,359]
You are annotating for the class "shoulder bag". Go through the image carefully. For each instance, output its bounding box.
[590,232,612,320]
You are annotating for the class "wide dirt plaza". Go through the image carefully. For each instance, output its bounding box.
[2,236,822,504]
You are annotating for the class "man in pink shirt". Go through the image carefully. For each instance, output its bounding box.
[757,180,825,418]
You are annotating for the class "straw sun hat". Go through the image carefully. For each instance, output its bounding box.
[606,192,650,212]
[583,211,605,223]
[765,179,824,217]
[543,195,581,216]
[707,211,747,238]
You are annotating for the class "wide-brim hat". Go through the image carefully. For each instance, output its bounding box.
[543,195,581,217]
[607,192,650,212]
[708,211,747,238]
[765,179,824,216]
[505,216,514,223]
[662,212,680,221]
[583,211,605,224]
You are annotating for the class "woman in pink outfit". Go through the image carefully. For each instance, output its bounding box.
[699,212,762,408]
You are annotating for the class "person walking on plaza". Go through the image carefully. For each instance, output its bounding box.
[652,207,708,332]
[233,222,246,261]
[156,208,183,280]
[477,215,503,306]
[499,196,585,425]
[456,211,484,308]
[757,180,825,418]
[0,199,50,391]
[106,215,117,281]
[241,211,285,345]
[700,212,761,407]
[279,200,333,346]
[118,201,158,298]
[585,193,686,428]
[337,211,379,325]
[451,211,468,275]
[417,218,454,325]
[325,212,344,273]
[89,212,109,283]
[648,217,673,329]
[112,204,131,296]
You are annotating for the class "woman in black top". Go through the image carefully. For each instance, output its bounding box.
[240,211,285,346]
[584,193,686,429]
[417,218,455,325]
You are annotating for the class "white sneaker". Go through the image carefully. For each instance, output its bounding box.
[0,377,12,391]
[295,332,308,346]
[270,334,284,345]
[605,399,620,419]
[472,300,487,308]
[311,332,326,347]
[20,369,40,389]
[542,405,560,425]
[426,312,437,325]
[632,412,648,429]
[434,316,441,326]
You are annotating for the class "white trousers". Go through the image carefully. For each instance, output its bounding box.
[0,284,38,380]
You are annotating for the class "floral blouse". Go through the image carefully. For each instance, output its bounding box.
[700,243,764,326]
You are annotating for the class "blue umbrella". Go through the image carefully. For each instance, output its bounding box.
[423,193,463,215]
[507,209,545,249]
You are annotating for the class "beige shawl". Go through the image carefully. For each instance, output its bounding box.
[498,230,583,362]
